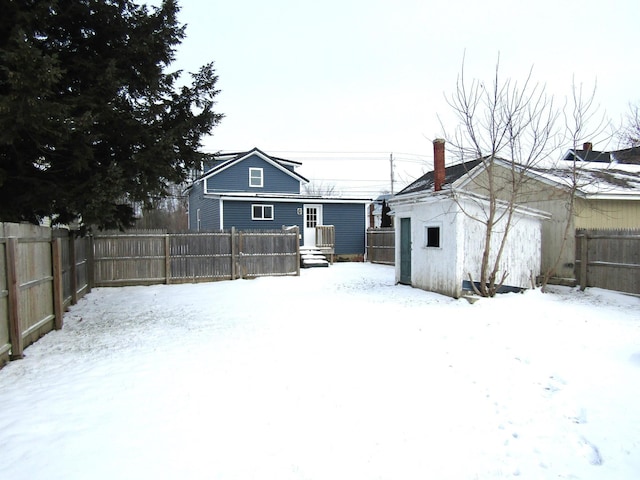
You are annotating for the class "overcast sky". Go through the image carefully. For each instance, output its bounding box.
[150,0,639,195]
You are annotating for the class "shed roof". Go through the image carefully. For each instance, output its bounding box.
[395,159,482,196]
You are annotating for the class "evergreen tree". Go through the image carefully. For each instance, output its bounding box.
[0,0,223,229]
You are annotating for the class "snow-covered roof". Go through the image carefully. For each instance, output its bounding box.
[527,161,640,199]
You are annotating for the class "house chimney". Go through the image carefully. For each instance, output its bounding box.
[433,138,445,192]
[583,142,593,152]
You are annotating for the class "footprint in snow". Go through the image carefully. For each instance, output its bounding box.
[577,436,603,466]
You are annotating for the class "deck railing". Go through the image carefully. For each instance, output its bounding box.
[315,225,335,263]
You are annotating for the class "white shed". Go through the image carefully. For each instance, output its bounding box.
[388,139,549,299]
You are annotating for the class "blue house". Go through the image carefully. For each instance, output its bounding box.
[186,148,370,258]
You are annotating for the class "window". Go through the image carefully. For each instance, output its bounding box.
[249,168,263,188]
[252,204,274,220]
[306,207,318,228]
[425,225,441,248]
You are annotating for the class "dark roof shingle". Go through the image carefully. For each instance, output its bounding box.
[395,159,482,196]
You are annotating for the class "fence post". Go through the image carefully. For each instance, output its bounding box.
[165,234,171,285]
[6,237,23,360]
[237,229,243,279]
[87,235,95,291]
[579,233,588,291]
[69,233,78,304]
[231,227,236,280]
[52,237,64,330]
[295,226,300,276]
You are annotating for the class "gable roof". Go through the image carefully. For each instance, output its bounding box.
[395,159,483,196]
[196,147,308,184]
[563,148,611,163]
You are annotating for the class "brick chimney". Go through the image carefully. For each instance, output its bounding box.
[583,142,593,152]
[433,138,445,192]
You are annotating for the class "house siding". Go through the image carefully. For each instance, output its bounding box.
[187,183,220,231]
[221,200,302,230]
[205,154,301,194]
[218,200,366,255]
[575,198,640,229]
[323,203,366,255]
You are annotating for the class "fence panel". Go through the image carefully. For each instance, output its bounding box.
[236,229,299,278]
[92,228,300,286]
[367,228,395,265]
[1,224,91,365]
[75,235,90,298]
[169,231,232,283]
[93,233,167,286]
[575,229,640,295]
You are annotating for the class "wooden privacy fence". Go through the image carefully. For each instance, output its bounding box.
[366,228,395,265]
[92,227,301,286]
[575,229,640,295]
[0,223,90,366]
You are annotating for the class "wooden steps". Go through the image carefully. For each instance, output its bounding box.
[300,247,330,268]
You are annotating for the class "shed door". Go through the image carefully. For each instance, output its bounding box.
[303,204,322,247]
[399,218,411,285]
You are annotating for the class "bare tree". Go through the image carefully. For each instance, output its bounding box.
[303,181,340,197]
[619,102,640,147]
[442,57,612,297]
[539,80,610,291]
[134,183,189,231]
[442,57,559,297]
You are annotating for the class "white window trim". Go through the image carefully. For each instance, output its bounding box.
[252,204,274,220]
[423,223,442,248]
[249,168,263,188]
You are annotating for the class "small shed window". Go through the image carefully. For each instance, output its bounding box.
[425,225,441,248]
[252,204,274,220]
[249,168,263,187]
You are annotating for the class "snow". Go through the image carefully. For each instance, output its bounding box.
[531,162,640,197]
[1,263,639,479]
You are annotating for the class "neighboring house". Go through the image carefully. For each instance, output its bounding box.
[369,193,394,228]
[458,144,640,283]
[186,147,370,258]
[563,142,640,164]
[389,140,549,298]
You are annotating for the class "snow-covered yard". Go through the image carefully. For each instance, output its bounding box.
[0,263,639,479]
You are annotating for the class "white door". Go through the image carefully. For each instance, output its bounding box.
[303,204,322,247]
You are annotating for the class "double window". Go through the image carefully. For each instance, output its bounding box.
[252,204,274,220]
[249,168,263,188]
